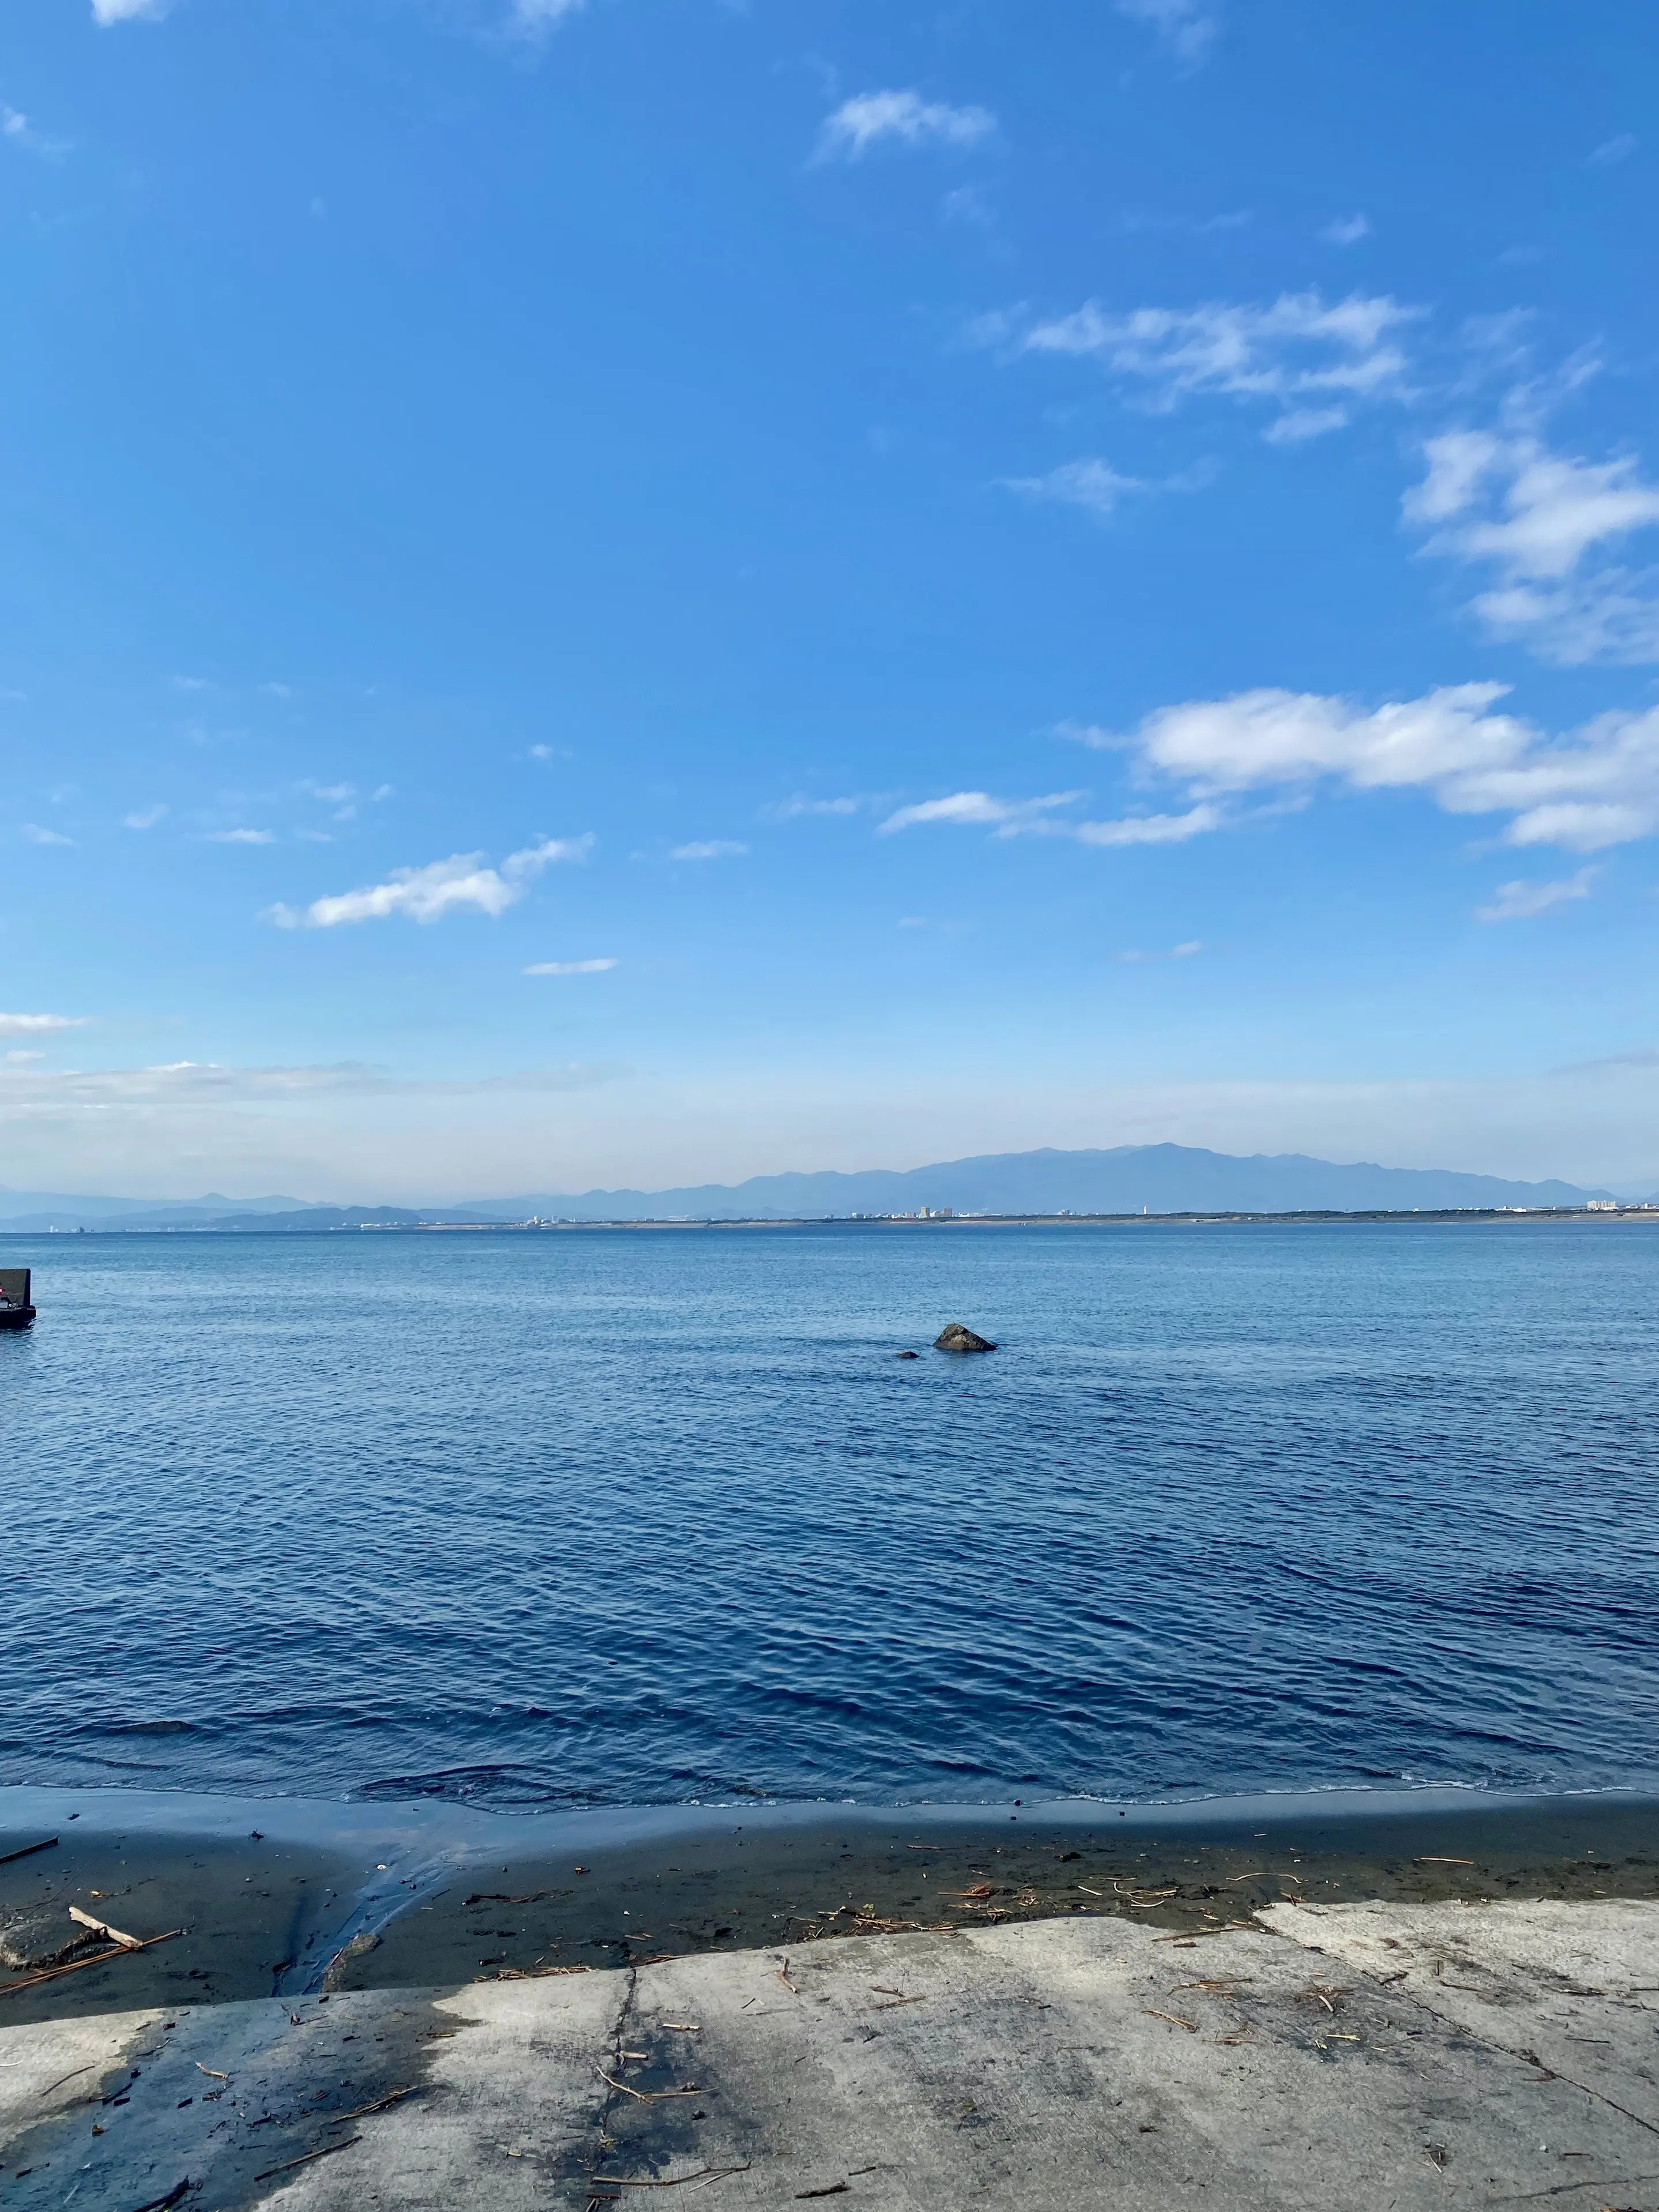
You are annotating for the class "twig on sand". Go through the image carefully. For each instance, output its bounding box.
[335,2086,420,2122]
[587,2165,750,2192]
[254,2138,362,2182]
[70,1906,143,1951]
[599,2071,701,2104]
[660,2022,701,2033]
[195,2064,230,2082]
[1416,1857,1476,1867]
[0,1928,182,1998]
[1143,2009,1198,2032]
[128,2180,191,2212]
[795,2186,849,2198]
[0,1837,58,1868]
[776,1959,799,1993]
[40,2064,96,2096]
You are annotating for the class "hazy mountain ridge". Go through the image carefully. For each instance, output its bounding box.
[0,1144,1626,1231]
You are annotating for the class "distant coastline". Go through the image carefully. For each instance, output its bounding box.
[0,1139,1641,1235]
[12,1203,1659,1233]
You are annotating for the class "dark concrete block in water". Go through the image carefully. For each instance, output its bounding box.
[934,1322,996,1353]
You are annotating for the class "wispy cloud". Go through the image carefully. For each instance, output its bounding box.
[1117,940,1205,962]
[0,1012,87,1036]
[507,0,588,29]
[125,804,167,830]
[1116,209,1251,237]
[1002,458,1148,518]
[1405,424,1659,664]
[1319,215,1371,246]
[267,836,591,928]
[1588,133,1638,167]
[0,1058,622,1107]
[879,791,1083,836]
[1005,290,1422,442]
[1476,867,1598,922]
[207,828,276,845]
[1073,804,1223,845]
[816,89,996,163]
[22,823,73,847]
[2,106,72,160]
[524,957,619,975]
[1262,406,1351,445]
[671,840,748,860]
[1003,455,1220,517]
[91,0,169,22]
[1089,682,1659,853]
[1116,0,1219,63]
[762,795,867,821]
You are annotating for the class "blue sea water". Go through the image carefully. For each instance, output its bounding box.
[2,1221,1657,1814]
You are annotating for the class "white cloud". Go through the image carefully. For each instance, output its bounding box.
[125,805,167,830]
[763,795,866,819]
[1406,428,1659,664]
[816,90,996,163]
[91,0,168,21]
[1589,134,1638,167]
[0,1058,619,1109]
[1117,940,1205,962]
[22,823,73,846]
[0,1013,86,1036]
[525,958,619,975]
[878,791,1083,836]
[1116,0,1219,63]
[1408,431,1659,578]
[268,835,591,928]
[1319,215,1371,246]
[671,840,748,860]
[1262,405,1349,445]
[2,1051,43,1066]
[1016,291,1421,437]
[509,0,588,26]
[1002,458,1147,518]
[207,828,276,845]
[1099,681,1659,852]
[303,781,355,804]
[2,106,72,160]
[1073,804,1224,845]
[1476,867,1598,922]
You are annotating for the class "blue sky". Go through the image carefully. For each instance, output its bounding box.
[5,0,1658,1198]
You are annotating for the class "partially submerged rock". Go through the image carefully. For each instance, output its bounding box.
[895,1349,920,1360]
[934,1322,997,1353]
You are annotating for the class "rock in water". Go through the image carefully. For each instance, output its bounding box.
[895,1349,920,1360]
[934,1322,997,1353]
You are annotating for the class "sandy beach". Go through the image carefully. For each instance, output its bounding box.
[6,1788,1659,2024]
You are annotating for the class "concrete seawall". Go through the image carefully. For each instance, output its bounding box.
[4,1898,1656,2209]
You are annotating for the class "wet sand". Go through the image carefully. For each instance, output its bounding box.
[7,1788,1659,2026]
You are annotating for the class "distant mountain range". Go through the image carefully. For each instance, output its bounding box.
[0,1145,1632,1232]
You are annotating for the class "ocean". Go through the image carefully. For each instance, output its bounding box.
[3,1219,1657,1815]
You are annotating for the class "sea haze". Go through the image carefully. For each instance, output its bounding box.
[2,1221,1656,1811]
[0,1143,1619,1231]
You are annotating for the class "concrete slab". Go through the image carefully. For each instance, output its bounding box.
[3,1905,1657,2211]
